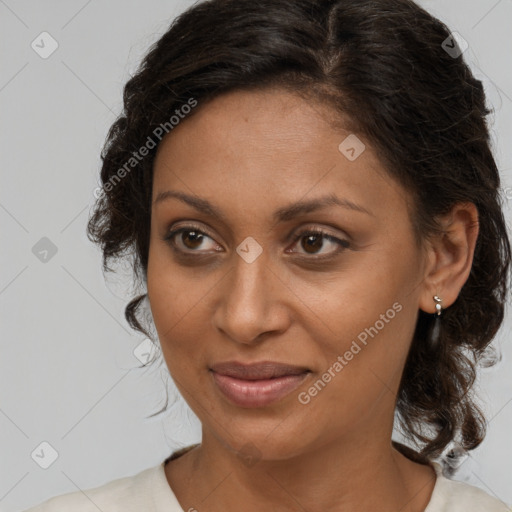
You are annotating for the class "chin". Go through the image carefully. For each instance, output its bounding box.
[207,417,319,463]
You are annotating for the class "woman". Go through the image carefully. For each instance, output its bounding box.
[24,0,511,510]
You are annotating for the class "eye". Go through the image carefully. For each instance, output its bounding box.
[163,224,351,258]
[163,224,222,254]
[288,228,350,258]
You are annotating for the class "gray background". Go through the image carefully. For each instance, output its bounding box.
[1,1,511,511]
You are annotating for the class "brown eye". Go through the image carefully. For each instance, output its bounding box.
[291,229,350,257]
[180,230,205,250]
[164,226,220,253]
[301,233,324,254]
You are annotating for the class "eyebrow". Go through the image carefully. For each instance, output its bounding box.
[153,190,373,223]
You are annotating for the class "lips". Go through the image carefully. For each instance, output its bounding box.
[209,361,310,380]
[209,361,311,408]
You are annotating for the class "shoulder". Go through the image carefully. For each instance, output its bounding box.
[428,465,510,512]
[21,464,163,512]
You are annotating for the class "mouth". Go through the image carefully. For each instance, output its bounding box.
[209,361,311,408]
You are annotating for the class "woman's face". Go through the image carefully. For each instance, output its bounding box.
[147,88,431,460]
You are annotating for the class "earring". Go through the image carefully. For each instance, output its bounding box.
[428,295,443,349]
[434,295,443,316]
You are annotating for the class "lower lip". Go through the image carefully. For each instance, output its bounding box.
[210,371,310,408]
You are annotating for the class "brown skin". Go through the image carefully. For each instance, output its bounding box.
[146,88,479,512]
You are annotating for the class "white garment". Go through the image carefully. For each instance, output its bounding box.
[22,445,510,512]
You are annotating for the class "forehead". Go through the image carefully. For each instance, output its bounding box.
[151,88,408,225]
[154,88,343,169]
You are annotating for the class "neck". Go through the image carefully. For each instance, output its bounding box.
[167,427,437,512]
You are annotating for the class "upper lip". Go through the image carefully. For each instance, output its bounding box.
[209,361,311,380]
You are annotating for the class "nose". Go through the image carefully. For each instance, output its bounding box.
[212,246,291,345]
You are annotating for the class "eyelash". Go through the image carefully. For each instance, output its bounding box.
[162,223,351,260]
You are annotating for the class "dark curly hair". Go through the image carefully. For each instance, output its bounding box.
[87,0,511,467]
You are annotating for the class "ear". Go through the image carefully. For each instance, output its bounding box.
[418,202,479,314]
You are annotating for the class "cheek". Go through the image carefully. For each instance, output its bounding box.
[292,242,421,379]
[146,249,202,353]
[295,299,415,432]
[308,288,411,386]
